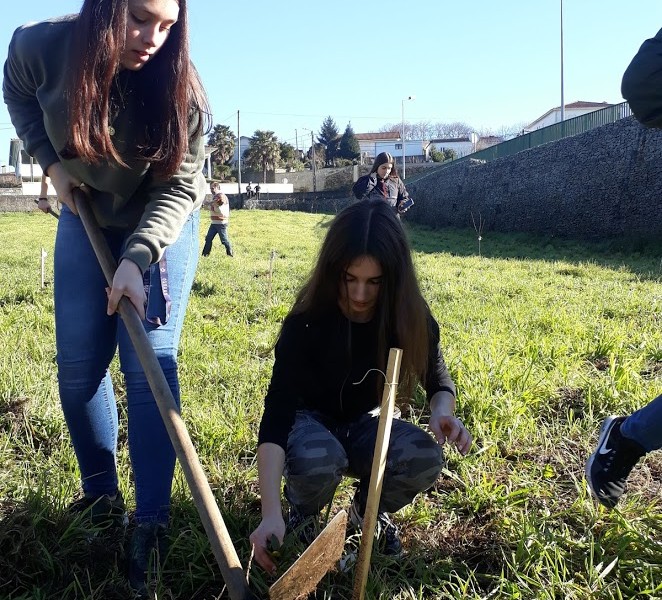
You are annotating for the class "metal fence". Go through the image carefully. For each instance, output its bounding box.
[440,102,632,167]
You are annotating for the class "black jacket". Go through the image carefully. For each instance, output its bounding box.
[622,27,662,128]
[352,173,410,211]
[258,307,455,450]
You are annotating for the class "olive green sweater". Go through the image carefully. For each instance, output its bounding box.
[3,15,207,272]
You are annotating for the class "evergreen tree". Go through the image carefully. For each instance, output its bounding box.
[318,116,340,166]
[338,123,361,160]
[279,142,303,171]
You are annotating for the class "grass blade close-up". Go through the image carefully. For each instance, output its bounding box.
[1,209,661,599]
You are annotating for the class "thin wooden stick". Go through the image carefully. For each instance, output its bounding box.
[267,249,275,305]
[40,248,46,289]
[72,189,255,600]
[352,348,403,600]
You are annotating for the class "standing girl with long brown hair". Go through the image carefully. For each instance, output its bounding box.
[4,0,209,591]
[353,151,413,216]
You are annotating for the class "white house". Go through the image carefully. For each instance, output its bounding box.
[523,101,612,132]
[355,132,427,165]
[425,137,474,159]
[230,135,252,166]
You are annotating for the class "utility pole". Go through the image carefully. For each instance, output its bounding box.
[295,129,298,155]
[311,131,317,194]
[560,0,565,123]
[237,110,242,197]
[401,95,414,179]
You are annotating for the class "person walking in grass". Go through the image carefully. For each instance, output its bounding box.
[248,199,472,574]
[585,27,662,509]
[202,181,233,257]
[3,0,209,592]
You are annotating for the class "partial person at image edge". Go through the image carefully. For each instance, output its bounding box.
[3,0,210,593]
[585,26,662,509]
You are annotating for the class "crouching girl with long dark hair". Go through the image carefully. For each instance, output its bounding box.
[249,199,472,574]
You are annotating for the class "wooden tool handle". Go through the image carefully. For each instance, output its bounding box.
[73,189,255,600]
[352,348,402,600]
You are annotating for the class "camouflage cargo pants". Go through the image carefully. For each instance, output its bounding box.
[284,410,443,516]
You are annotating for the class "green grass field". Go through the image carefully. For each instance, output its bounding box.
[1,208,661,599]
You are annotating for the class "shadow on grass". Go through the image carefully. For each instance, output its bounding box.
[191,280,218,298]
[0,499,130,600]
[405,223,662,281]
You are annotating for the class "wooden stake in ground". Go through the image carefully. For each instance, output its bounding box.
[268,249,276,305]
[40,248,46,289]
[352,348,402,600]
[72,189,256,600]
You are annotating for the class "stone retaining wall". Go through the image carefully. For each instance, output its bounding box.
[405,117,662,239]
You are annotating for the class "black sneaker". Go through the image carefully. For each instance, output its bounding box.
[586,416,646,508]
[128,522,168,596]
[349,499,402,557]
[69,492,128,528]
[286,505,319,545]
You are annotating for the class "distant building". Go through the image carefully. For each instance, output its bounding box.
[9,138,43,181]
[524,101,612,133]
[425,137,474,159]
[355,132,427,165]
[476,135,504,151]
[230,136,252,167]
[203,145,216,178]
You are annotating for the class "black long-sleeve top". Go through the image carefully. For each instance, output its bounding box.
[622,27,662,128]
[258,307,455,451]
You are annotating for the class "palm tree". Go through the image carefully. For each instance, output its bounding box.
[207,124,236,179]
[243,130,281,183]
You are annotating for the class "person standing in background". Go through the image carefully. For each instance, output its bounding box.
[352,152,413,217]
[202,181,233,257]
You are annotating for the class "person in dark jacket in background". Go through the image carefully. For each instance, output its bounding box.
[352,152,413,216]
[3,0,209,592]
[248,199,471,574]
[585,27,662,509]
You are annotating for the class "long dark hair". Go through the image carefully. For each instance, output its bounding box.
[64,0,210,177]
[288,199,429,397]
[370,151,400,179]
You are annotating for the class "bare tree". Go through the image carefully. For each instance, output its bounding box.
[478,121,529,139]
[432,121,474,139]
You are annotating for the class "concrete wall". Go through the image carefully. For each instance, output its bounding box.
[405,116,662,239]
[272,166,357,193]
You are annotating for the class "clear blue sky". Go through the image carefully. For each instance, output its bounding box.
[1,0,661,162]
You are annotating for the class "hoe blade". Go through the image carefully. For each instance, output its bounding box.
[269,510,347,600]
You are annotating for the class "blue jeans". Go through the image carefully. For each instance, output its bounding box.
[54,206,200,523]
[621,394,662,452]
[202,222,232,256]
[284,410,443,516]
